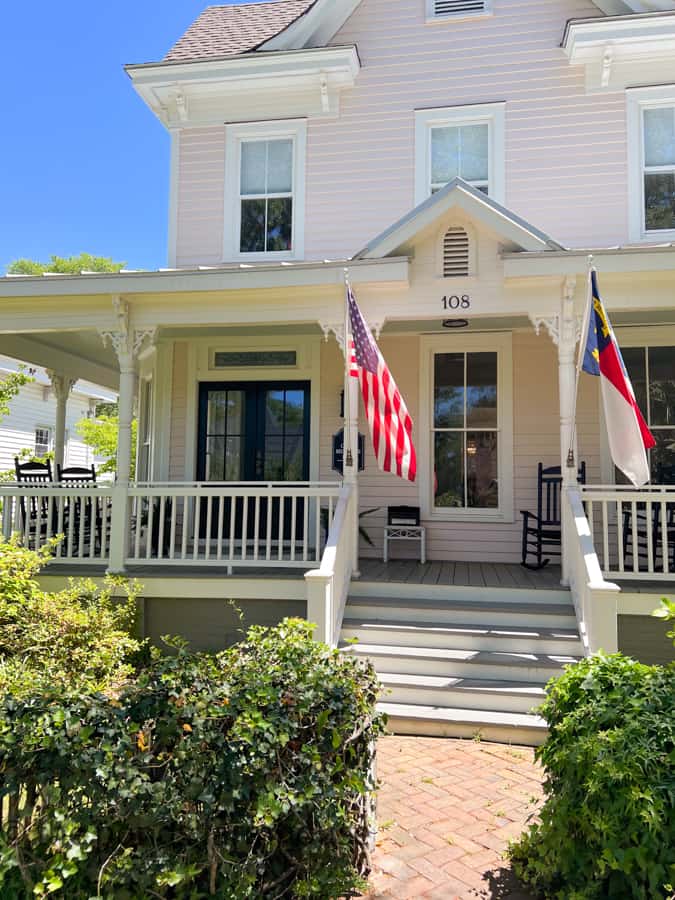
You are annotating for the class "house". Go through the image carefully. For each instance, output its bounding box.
[0,355,116,475]
[1,0,674,742]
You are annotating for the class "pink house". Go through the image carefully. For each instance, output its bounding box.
[1,0,674,741]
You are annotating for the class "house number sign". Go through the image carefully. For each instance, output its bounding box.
[441,294,471,311]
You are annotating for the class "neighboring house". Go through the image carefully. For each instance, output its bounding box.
[0,355,115,474]
[1,0,674,740]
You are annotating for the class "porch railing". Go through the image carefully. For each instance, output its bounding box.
[580,485,675,581]
[305,484,356,647]
[0,481,342,572]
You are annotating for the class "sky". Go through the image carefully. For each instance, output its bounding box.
[1,1,250,274]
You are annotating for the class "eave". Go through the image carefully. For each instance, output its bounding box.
[563,11,675,91]
[125,45,360,128]
[258,0,363,51]
[503,243,675,278]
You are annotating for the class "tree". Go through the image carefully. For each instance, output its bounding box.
[75,410,136,477]
[0,369,32,422]
[7,253,126,275]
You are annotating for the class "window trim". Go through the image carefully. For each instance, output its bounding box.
[414,103,505,207]
[419,332,513,523]
[627,86,675,243]
[223,119,307,262]
[425,0,493,24]
[34,425,53,458]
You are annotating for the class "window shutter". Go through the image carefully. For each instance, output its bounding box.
[443,227,470,277]
[433,0,486,17]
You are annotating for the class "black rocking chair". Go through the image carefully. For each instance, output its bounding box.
[14,458,54,549]
[521,461,586,569]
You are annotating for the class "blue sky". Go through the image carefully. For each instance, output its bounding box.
[2,1,249,273]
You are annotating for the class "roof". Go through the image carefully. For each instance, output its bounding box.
[355,178,565,259]
[164,0,317,62]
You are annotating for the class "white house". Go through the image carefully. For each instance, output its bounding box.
[0,355,115,475]
[1,0,674,741]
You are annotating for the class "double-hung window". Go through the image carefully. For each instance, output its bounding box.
[414,103,505,206]
[421,334,513,520]
[34,426,52,458]
[627,88,675,241]
[224,121,307,261]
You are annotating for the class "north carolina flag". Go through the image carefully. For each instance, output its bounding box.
[582,270,655,486]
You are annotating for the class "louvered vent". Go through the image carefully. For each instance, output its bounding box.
[443,227,470,277]
[434,0,486,17]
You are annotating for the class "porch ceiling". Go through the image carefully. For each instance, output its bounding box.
[0,331,120,391]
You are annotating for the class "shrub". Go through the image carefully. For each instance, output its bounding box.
[0,537,141,697]
[510,653,675,899]
[0,618,385,898]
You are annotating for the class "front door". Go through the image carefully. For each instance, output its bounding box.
[197,381,310,542]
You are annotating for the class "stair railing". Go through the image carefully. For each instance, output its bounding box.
[304,484,356,647]
[563,485,620,655]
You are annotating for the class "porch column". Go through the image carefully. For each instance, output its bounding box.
[558,276,580,585]
[46,371,75,474]
[99,297,156,572]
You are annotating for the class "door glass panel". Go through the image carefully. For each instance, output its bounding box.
[467,432,498,508]
[648,346,675,427]
[434,353,464,428]
[653,429,675,482]
[205,390,244,481]
[262,388,306,481]
[622,348,647,415]
[466,353,497,428]
[434,432,464,508]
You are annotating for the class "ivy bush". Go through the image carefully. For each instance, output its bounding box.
[0,537,141,697]
[0,619,385,898]
[510,653,675,899]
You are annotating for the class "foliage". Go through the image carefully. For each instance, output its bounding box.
[653,597,675,647]
[0,369,32,423]
[0,537,141,698]
[509,653,675,899]
[75,414,136,477]
[7,253,125,276]
[0,618,385,898]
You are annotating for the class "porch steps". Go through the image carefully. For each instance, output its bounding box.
[340,579,582,746]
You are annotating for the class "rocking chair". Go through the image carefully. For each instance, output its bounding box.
[521,461,586,569]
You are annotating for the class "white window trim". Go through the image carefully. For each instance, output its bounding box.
[627,85,675,244]
[414,103,505,207]
[419,332,514,523]
[223,119,307,262]
[34,425,53,457]
[425,0,493,24]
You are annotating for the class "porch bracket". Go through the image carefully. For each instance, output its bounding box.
[319,321,344,350]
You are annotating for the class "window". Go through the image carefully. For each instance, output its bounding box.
[620,346,675,482]
[34,426,52,458]
[627,87,675,241]
[420,333,513,521]
[224,120,307,261]
[427,0,491,20]
[137,379,153,482]
[414,104,505,206]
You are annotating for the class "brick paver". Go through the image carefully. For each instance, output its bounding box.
[363,736,543,899]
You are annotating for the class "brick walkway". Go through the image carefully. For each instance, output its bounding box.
[364,736,543,900]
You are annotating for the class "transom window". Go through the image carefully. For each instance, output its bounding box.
[642,106,675,233]
[239,139,293,254]
[433,351,499,509]
[621,346,675,482]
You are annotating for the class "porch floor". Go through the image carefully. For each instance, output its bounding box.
[356,558,565,591]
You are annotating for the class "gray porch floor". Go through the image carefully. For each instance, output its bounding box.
[357,558,565,590]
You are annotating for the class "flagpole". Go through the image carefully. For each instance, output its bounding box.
[567,255,594,470]
[343,268,360,578]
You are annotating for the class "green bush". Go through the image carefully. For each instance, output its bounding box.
[510,653,675,899]
[0,619,385,898]
[0,537,141,697]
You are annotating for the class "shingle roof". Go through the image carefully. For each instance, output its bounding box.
[164,0,317,62]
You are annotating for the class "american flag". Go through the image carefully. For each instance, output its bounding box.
[347,287,417,482]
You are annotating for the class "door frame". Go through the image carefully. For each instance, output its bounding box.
[196,380,312,482]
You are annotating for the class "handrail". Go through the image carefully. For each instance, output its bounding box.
[564,485,620,654]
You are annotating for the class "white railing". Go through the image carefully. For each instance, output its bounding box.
[580,485,675,581]
[125,482,341,569]
[0,484,114,564]
[0,481,343,573]
[563,486,620,654]
[305,484,356,647]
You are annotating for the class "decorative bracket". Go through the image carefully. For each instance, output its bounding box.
[319,321,344,350]
[99,297,157,365]
[45,370,75,403]
[601,46,613,89]
[319,73,330,114]
[530,314,561,346]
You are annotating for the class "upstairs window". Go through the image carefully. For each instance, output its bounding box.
[224,120,307,261]
[427,0,491,21]
[643,107,675,233]
[414,104,505,206]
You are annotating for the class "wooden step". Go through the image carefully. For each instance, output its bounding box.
[379,702,547,746]
[378,671,546,714]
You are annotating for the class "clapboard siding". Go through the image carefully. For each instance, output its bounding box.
[0,382,96,473]
[176,130,226,268]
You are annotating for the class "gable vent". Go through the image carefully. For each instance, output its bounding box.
[433,0,486,17]
[443,227,470,277]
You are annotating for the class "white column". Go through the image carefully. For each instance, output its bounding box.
[99,297,156,572]
[46,371,74,475]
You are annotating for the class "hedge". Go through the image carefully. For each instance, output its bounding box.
[0,618,385,899]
